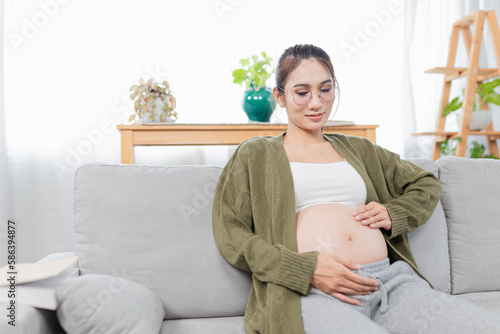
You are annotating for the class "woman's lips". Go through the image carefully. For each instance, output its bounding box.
[306,113,324,121]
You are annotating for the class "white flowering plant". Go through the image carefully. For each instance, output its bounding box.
[129,78,178,122]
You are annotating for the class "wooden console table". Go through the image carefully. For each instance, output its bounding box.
[116,123,379,164]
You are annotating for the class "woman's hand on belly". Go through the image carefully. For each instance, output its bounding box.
[311,254,379,306]
[353,201,392,230]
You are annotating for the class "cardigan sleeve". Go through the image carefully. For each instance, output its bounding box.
[372,145,442,239]
[212,143,318,296]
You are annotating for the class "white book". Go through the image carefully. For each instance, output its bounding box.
[0,256,78,310]
[325,120,356,126]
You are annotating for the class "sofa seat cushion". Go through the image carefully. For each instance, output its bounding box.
[437,157,500,294]
[161,316,244,334]
[73,164,251,320]
[456,291,500,315]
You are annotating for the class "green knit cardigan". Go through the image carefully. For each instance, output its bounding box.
[212,132,442,334]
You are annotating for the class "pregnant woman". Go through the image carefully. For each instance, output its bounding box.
[213,44,500,333]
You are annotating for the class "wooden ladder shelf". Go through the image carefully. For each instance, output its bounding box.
[414,10,500,160]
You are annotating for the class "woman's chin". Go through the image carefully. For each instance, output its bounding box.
[297,122,327,132]
[304,117,328,129]
[288,115,330,132]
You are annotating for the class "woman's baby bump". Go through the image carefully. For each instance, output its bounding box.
[296,203,388,264]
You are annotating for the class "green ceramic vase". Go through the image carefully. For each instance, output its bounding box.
[241,86,277,122]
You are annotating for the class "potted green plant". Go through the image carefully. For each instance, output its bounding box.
[440,138,461,156]
[440,138,498,159]
[469,141,499,159]
[129,78,178,123]
[442,78,500,130]
[232,51,276,122]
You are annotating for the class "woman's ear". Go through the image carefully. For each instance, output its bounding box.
[273,87,286,108]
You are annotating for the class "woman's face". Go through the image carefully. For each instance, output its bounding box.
[274,59,335,132]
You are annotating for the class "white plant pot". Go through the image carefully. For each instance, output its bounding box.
[455,109,491,131]
[139,97,176,123]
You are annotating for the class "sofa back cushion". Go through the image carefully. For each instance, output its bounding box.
[74,164,251,320]
[437,156,500,294]
[406,158,451,293]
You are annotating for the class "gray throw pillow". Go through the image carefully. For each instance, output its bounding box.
[437,156,500,294]
[55,274,164,334]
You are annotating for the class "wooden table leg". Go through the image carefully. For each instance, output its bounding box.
[121,130,134,164]
[365,128,376,143]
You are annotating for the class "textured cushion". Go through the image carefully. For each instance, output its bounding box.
[161,316,245,334]
[406,158,450,293]
[437,156,500,294]
[55,274,164,334]
[74,164,251,319]
[456,291,500,315]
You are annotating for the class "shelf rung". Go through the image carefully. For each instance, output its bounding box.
[412,132,460,142]
[412,132,456,136]
[469,131,500,135]
[424,67,467,74]
[413,131,500,137]
[424,67,500,81]
[454,11,479,27]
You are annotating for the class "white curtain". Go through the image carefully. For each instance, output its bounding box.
[0,1,11,266]
[403,0,500,158]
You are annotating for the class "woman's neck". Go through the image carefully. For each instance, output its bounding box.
[284,126,325,146]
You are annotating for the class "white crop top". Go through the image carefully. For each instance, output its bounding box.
[289,161,367,212]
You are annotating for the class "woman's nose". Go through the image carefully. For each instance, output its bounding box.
[308,92,322,109]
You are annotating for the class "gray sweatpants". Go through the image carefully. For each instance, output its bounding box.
[301,258,500,333]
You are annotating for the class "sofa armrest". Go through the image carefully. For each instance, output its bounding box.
[0,253,78,333]
[0,304,64,334]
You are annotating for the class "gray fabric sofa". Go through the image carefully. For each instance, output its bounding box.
[4,156,500,333]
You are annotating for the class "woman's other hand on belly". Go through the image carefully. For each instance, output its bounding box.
[311,254,379,306]
[353,201,392,230]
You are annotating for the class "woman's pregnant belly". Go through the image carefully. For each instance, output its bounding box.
[296,203,388,264]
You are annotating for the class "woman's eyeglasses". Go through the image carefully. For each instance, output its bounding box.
[278,84,337,106]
